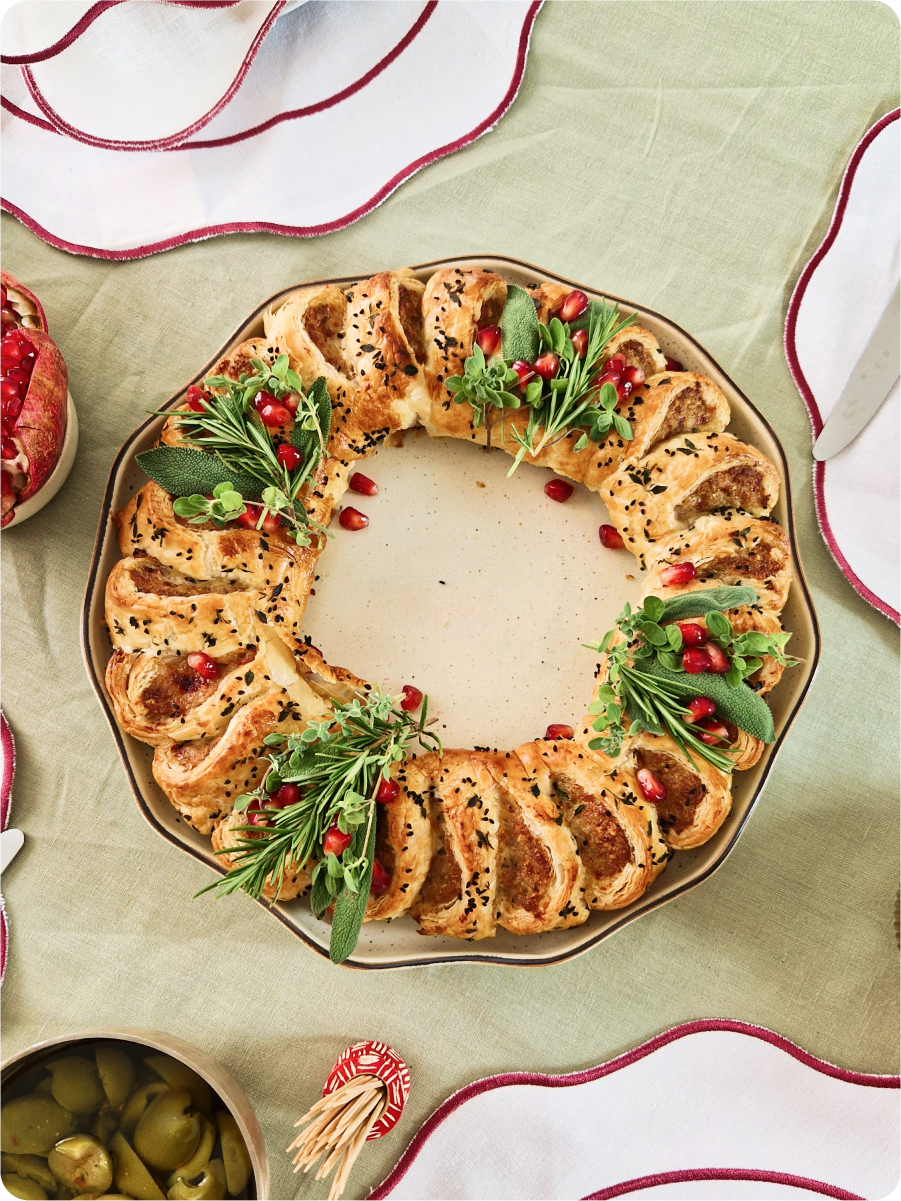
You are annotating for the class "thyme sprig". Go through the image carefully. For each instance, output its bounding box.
[507,300,637,473]
[584,591,795,771]
[148,355,331,545]
[197,691,441,963]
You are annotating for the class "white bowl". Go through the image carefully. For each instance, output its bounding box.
[0,1026,270,1198]
[81,255,821,970]
[5,390,79,528]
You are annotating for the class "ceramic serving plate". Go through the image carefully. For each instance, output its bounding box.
[81,256,821,970]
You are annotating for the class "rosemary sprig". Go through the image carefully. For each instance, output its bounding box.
[584,590,795,772]
[196,691,441,963]
[150,355,331,545]
[507,300,636,474]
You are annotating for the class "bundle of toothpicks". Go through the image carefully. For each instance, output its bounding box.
[288,1072,389,1199]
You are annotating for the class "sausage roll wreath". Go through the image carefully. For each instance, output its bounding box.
[104,266,797,962]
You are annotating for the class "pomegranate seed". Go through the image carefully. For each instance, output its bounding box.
[599,524,624,550]
[622,365,645,387]
[704,642,730,673]
[323,823,352,857]
[247,799,272,828]
[282,392,300,414]
[615,380,633,404]
[376,777,399,804]
[636,768,666,803]
[259,401,292,429]
[0,310,16,334]
[186,651,218,680]
[544,724,573,740]
[2,437,17,459]
[0,286,7,307]
[682,647,712,674]
[5,368,29,392]
[684,696,716,723]
[659,561,697,586]
[604,354,627,374]
[475,325,502,357]
[571,329,589,359]
[1,340,24,364]
[676,622,706,646]
[664,357,684,372]
[532,352,560,380]
[236,503,281,532]
[400,684,423,711]
[349,472,378,496]
[370,858,391,895]
[1,380,19,403]
[339,507,369,531]
[272,783,301,808]
[560,290,589,323]
[277,444,303,470]
[185,384,207,412]
[545,478,574,503]
[510,360,535,390]
[696,716,730,745]
[261,511,283,533]
[252,389,277,413]
[594,370,621,391]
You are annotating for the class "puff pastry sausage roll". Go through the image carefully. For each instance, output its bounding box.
[642,513,792,610]
[364,758,433,922]
[516,740,668,909]
[603,324,667,378]
[601,432,780,555]
[212,811,312,902]
[622,730,732,850]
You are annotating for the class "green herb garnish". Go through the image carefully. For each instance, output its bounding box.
[139,355,331,546]
[444,343,521,449]
[584,587,796,771]
[197,691,441,964]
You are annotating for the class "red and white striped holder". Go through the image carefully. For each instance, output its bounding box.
[323,1041,410,1140]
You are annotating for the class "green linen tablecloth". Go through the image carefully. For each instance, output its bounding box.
[2,3,898,1198]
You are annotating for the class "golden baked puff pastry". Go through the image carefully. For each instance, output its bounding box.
[642,513,793,610]
[603,324,667,379]
[526,281,570,323]
[516,740,668,909]
[153,691,331,834]
[106,622,329,746]
[409,750,501,940]
[212,811,312,902]
[622,729,732,850]
[583,372,731,489]
[601,432,780,555]
[420,267,507,440]
[344,269,431,432]
[484,751,589,934]
[364,758,433,923]
[105,554,266,657]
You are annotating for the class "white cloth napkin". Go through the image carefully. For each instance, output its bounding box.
[0,0,540,256]
[785,109,900,623]
[371,1022,899,1201]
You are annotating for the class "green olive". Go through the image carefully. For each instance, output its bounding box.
[109,1133,164,1201]
[142,1060,211,1116]
[119,1085,167,1141]
[92,1109,119,1148]
[133,1090,200,1174]
[165,1117,214,1190]
[47,1058,106,1115]
[33,1079,54,1098]
[49,1135,114,1195]
[214,1112,250,1197]
[73,1195,135,1200]
[1,1154,57,1191]
[1,1096,77,1155]
[2,1173,48,1199]
[96,1048,135,1111]
[166,1158,225,1201]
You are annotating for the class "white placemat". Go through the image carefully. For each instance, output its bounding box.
[785,109,900,623]
[371,1021,899,1201]
[0,0,541,256]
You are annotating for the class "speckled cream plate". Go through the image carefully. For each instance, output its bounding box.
[81,256,820,970]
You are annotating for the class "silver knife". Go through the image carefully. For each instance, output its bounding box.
[813,283,900,461]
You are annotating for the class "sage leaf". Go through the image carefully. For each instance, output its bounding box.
[329,819,376,964]
[501,284,540,363]
[137,446,263,500]
[659,585,758,623]
[642,659,775,742]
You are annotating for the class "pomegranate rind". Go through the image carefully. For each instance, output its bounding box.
[1,270,48,333]
[1,328,68,526]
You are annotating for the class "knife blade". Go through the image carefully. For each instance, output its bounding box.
[813,283,900,461]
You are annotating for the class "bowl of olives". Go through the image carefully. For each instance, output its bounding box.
[1,1029,268,1200]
